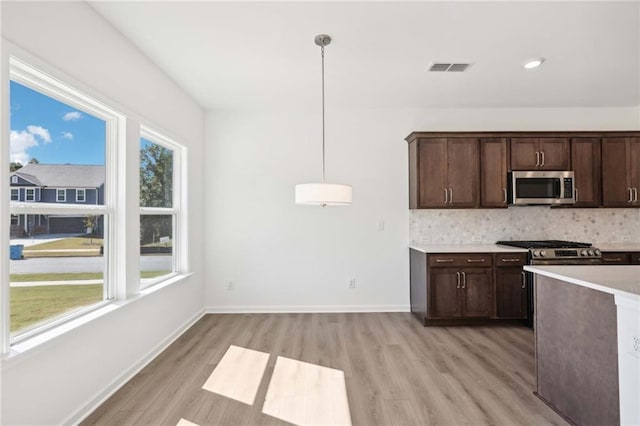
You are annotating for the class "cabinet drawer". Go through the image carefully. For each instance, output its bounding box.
[601,252,631,265]
[428,253,493,267]
[495,253,527,267]
[632,252,640,265]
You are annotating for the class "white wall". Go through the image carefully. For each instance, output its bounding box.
[204,106,639,311]
[1,2,205,425]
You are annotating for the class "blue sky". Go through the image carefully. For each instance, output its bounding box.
[10,80,105,166]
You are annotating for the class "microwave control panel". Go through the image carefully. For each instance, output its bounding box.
[563,178,574,198]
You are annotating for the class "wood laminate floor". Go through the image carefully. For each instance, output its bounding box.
[82,313,567,426]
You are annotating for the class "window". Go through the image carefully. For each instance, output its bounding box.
[7,58,114,343]
[10,189,19,201]
[11,176,18,184]
[10,215,19,226]
[76,188,86,202]
[139,131,180,288]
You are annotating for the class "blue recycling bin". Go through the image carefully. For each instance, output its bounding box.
[10,244,24,260]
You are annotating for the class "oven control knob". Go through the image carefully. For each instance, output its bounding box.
[539,250,546,257]
[533,250,540,257]
[594,249,601,256]
[581,249,588,256]
[588,249,594,256]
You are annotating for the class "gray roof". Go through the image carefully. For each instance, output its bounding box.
[10,164,104,188]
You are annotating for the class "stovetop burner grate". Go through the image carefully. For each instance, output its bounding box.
[496,240,592,249]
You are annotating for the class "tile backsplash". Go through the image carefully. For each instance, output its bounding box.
[410,207,640,245]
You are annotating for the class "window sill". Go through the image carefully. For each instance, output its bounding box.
[2,272,194,364]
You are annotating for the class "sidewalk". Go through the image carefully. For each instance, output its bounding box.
[10,279,103,287]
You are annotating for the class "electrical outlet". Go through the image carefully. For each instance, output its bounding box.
[633,336,640,354]
[348,279,356,289]
[226,281,234,291]
[377,221,385,232]
[622,235,632,242]
[471,236,481,243]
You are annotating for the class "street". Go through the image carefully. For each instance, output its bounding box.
[9,255,172,274]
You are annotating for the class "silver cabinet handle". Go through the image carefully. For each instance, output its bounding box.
[503,187,507,204]
[467,259,485,263]
[603,257,623,262]
[449,188,453,204]
[535,151,540,167]
[629,188,633,203]
[444,188,448,204]
[575,188,578,203]
[456,272,461,288]
[501,258,520,263]
[521,271,526,289]
[436,258,454,263]
[541,151,545,166]
[461,272,466,289]
[634,187,638,203]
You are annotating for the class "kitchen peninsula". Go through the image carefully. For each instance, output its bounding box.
[525,265,640,426]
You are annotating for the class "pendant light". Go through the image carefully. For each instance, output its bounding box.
[295,34,352,207]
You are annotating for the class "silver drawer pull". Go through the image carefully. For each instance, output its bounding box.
[501,258,520,263]
[467,259,485,263]
[436,259,454,263]
[603,257,622,262]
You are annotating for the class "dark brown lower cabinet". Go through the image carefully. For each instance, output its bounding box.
[410,249,530,326]
[601,251,640,265]
[495,267,527,318]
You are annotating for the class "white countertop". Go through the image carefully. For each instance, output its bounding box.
[524,265,640,299]
[409,244,528,254]
[594,243,640,252]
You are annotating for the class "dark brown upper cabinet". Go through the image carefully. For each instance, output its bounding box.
[409,137,479,208]
[602,137,640,207]
[480,138,508,208]
[570,138,601,207]
[510,137,570,171]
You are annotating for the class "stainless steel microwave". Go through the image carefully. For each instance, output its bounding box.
[509,171,575,205]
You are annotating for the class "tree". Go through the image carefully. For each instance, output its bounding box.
[140,143,173,208]
[10,162,23,172]
[28,157,40,164]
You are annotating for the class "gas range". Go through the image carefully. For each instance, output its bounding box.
[496,240,602,265]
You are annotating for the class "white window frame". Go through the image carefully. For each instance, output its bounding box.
[11,176,17,184]
[10,189,18,201]
[25,188,35,202]
[139,127,183,289]
[76,188,86,202]
[56,188,66,202]
[4,56,123,348]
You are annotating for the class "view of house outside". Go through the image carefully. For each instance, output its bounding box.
[8,81,171,337]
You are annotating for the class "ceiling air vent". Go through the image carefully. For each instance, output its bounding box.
[428,63,472,72]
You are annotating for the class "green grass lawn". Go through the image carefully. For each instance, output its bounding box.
[22,236,103,258]
[9,270,173,333]
[10,284,103,333]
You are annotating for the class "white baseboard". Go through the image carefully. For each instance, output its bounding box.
[204,305,410,313]
[64,309,205,425]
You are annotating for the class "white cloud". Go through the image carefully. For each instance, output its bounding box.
[62,111,83,121]
[10,125,52,164]
[26,125,51,143]
[10,130,39,164]
[61,131,74,140]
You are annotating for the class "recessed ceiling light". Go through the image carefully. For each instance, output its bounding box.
[523,58,545,69]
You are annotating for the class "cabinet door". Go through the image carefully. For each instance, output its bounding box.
[495,267,527,318]
[428,269,461,318]
[510,138,539,170]
[447,138,479,208]
[630,138,640,206]
[602,138,631,206]
[461,268,491,318]
[571,138,601,207]
[601,252,631,265]
[480,138,508,208]
[631,253,640,265]
[538,138,570,170]
[417,138,448,207]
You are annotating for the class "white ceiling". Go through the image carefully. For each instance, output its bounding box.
[90,1,640,111]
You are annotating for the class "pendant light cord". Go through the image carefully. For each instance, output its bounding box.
[321,44,326,183]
